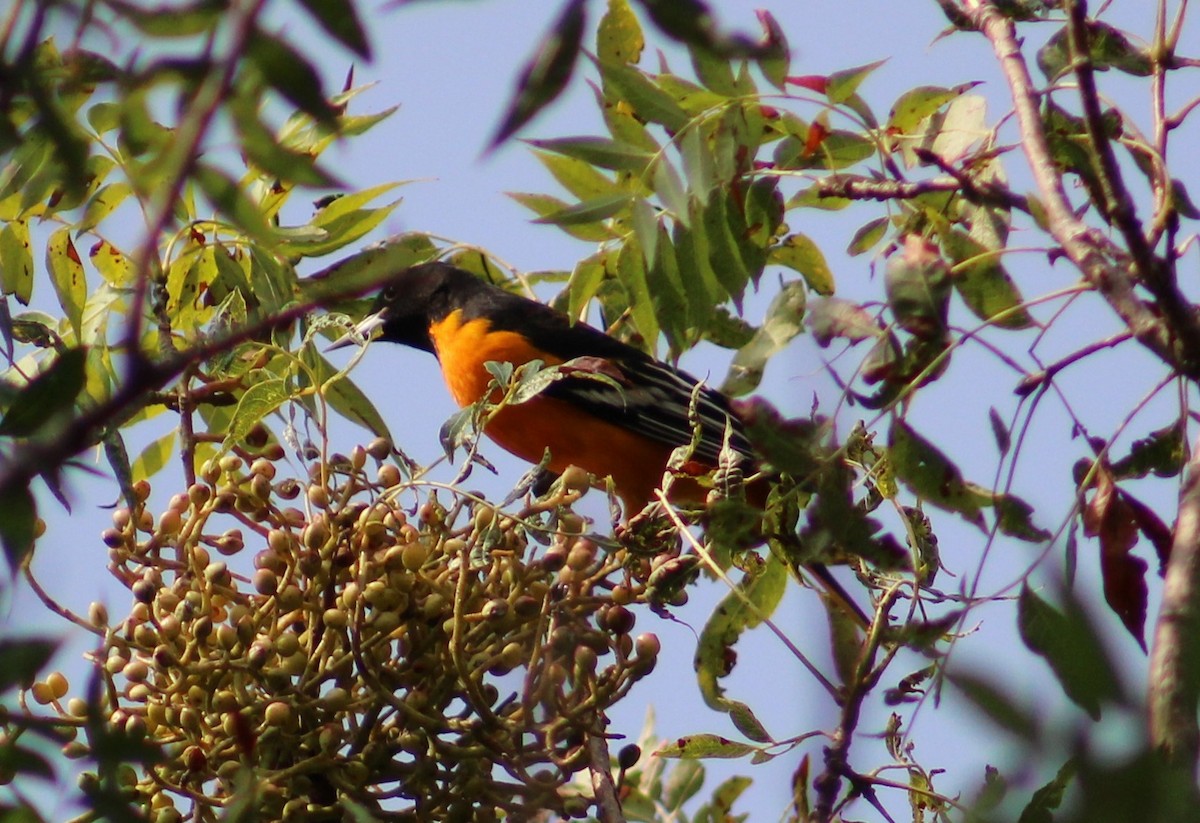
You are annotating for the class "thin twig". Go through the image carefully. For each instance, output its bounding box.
[813,583,904,822]
[654,490,841,699]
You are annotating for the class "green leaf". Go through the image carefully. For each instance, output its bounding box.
[531,192,632,226]
[652,158,689,221]
[45,228,87,337]
[889,418,990,521]
[647,223,689,354]
[131,430,177,484]
[0,348,87,437]
[994,493,1052,542]
[825,59,887,104]
[87,101,121,135]
[847,217,888,256]
[231,92,338,187]
[948,671,1039,740]
[689,42,738,96]
[662,758,706,812]
[887,85,962,134]
[657,734,758,760]
[533,150,618,201]
[942,229,1033,329]
[664,85,726,137]
[1017,586,1120,720]
[770,233,834,295]
[195,164,274,241]
[294,0,371,58]
[525,136,653,172]
[597,0,643,64]
[885,236,951,339]
[695,552,786,719]
[673,204,722,319]
[1037,21,1152,81]
[223,378,288,449]
[298,233,437,306]
[0,220,33,305]
[1110,420,1188,480]
[697,775,754,822]
[247,30,337,124]
[617,234,658,350]
[509,192,615,241]
[77,182,132,232]
[0,483,37,571]
[807,297,881,346]
[600,60,690,132]
[490,0,586,147]
[777,129,876,171]
[0,638,56,691]
[721,280,805,396]
[105,0,223,36]
[701,190,750,308]
[284,200,401,257]
[567,255,607,321]
[1018,759,1077,822]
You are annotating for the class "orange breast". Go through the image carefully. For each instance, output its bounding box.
[427,310,678,510]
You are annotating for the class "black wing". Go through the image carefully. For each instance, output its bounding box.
[472,281,753,463]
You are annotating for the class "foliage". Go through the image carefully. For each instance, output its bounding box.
[3,0,1200,821]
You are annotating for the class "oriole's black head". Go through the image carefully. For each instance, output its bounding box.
[359,262,500,353]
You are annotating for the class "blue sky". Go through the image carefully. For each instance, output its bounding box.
[10,1,1185,819]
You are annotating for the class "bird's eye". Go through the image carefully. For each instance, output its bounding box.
[381,286,397,301]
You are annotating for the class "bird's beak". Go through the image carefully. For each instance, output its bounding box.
[326,310,386,352]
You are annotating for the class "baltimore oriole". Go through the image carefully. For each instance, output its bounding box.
[336,261,868,625]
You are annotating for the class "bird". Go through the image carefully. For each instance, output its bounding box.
[333,261,869,626]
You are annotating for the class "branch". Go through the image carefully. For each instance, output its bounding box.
[587,726,625,823]
[1062,1,1200,370]
[960,0,1199,378]
[0,292,343,529]
[123,0,268,354]
[1148,437,1200,772]
[813,584,903,823]
[814,172,1029,214]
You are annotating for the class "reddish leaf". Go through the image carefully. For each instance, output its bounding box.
[804,114,830,158]
[786,74,828,93]
[1120,490,1173,574]
[1082,470,1148,649]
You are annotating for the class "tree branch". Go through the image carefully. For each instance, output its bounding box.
[1063,0,1200,373]
[0,293,341,542]
[959,0,1200,379]
[587,726,625,823]
[814,170,1029,214]
[1148,437,1200,772]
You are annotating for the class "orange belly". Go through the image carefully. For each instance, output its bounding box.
[484,395,675,510]
[428,309,680,510]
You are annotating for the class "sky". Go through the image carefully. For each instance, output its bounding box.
[8,0,1189,819]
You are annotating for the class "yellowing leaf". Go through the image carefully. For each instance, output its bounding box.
[0,220,34,304]
[46,227,87,336]
[597,0,643,64]
[770,233,834,295]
